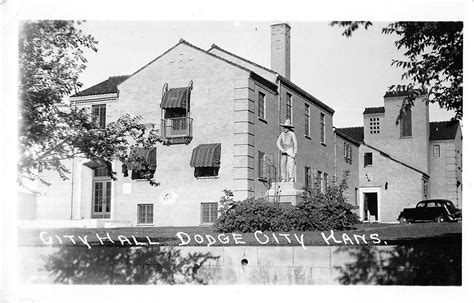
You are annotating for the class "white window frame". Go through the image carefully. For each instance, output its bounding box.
[137,204,154,225]
[201,202,218,224]
[257,91,266,120]
[286,92,293,123]
[320,112,326,144]
[433,144,440,158]
[304,103,311,137]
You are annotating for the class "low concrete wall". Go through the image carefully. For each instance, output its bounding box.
[18,244,462,285]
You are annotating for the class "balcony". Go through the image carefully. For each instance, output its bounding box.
[161,117,193,145]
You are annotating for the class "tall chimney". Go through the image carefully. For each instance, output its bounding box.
[271,23,291,79]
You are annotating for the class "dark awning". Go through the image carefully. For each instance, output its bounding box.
[127,147,157,170]
[83,159,103,169]
[190,143,221,167]
[161,87,190,109]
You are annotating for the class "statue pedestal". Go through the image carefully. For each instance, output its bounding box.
[267,181,304,205]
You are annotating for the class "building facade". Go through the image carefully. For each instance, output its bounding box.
[339,92,462,222]
[33,24,357,227]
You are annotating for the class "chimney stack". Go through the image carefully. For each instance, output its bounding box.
[271,23,291,79]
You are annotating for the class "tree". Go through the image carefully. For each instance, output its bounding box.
[330,21,463,121]
[18,20,162,186]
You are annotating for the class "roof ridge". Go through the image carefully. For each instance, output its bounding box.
[208,43,277,75]
[339,126,363,129]
[364,142,429,177]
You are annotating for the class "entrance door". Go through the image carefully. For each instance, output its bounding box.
[363,192,378,221]
[92,180,111,218]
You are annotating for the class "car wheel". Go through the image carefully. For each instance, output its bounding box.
[436,215,446,223]
[399,216,408,224]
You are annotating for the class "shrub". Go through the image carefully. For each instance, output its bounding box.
[214,191,283,233]
[214,172,359,233]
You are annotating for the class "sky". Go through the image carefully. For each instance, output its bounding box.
[76,21,456,128]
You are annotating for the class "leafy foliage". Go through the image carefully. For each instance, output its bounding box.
[214,191,283,233]
[45,246,219,284]
[18,20,163,186]
[214,174,359,233]
[330,21,463,121]
[274,172,359,231]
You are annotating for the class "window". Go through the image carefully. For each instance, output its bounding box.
[190,143,221,178]
[94,166,110,177]
[286,93,292,123]
[160,83,193,143]
[92,166,111,219]
[128,148,157,180]
[92,104,106,128]
[400,107,412,137]
[194,167,219,178]
[323,173,328,192]
[320,113,326,144]
[304,166,312,189]
[258,92,266,120]
[132,170,155,180]
[304,104,310,136]
[137,204,153,224]
[344,142,352,164]
[258,151,266,179]
[433,145,440,158]
[201,202,218,224]
[369,117,380,134]
[364,152,373,167]
[317,171,322,192]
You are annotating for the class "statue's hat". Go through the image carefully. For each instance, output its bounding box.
[280,119,294,129]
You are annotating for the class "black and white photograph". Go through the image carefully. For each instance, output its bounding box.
[1,0,473,302]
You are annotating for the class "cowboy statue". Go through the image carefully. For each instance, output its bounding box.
[277,119,298,182]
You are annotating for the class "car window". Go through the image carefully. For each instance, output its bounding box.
[443,201,457,212]
[426,202,437,208]
[417,202,426,208]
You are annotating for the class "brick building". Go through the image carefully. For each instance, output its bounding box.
[338,92,462,222]
[33,23,359,227]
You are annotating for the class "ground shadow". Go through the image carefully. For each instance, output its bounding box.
[334,243,461,285]
[44,246,219,284]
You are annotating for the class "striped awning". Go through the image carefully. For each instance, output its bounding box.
[127,147,157,170]
[161,87,190,109]
[190,143,221,167]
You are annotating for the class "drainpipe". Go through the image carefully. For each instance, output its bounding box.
[70,157,75,219]
[276,75,281,182]
[334,128,337,182]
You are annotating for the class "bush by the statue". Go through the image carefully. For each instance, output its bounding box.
[214,175,359,233]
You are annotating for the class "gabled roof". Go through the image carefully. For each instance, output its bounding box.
[384,90,410,98]
[339,121,460,142]
[334,128,361,146]
[208,44,335,114]
[70,39,334,115]
[209,44,277,76]
[71,75,130,97]
[430,120,460,141]
[129,39,277,91]
[338,126,364,143]
[363,106,385,115]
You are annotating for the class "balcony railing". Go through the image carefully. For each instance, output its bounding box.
[161,117,193,144]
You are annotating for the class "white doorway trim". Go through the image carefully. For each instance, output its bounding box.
[359,187,381,222]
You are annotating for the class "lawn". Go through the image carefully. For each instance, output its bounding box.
[18,222,461,247]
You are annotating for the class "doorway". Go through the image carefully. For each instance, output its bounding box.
[363,193,378,221]
[359,187,381,222]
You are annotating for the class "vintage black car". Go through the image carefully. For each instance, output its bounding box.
[398,199,461,223]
